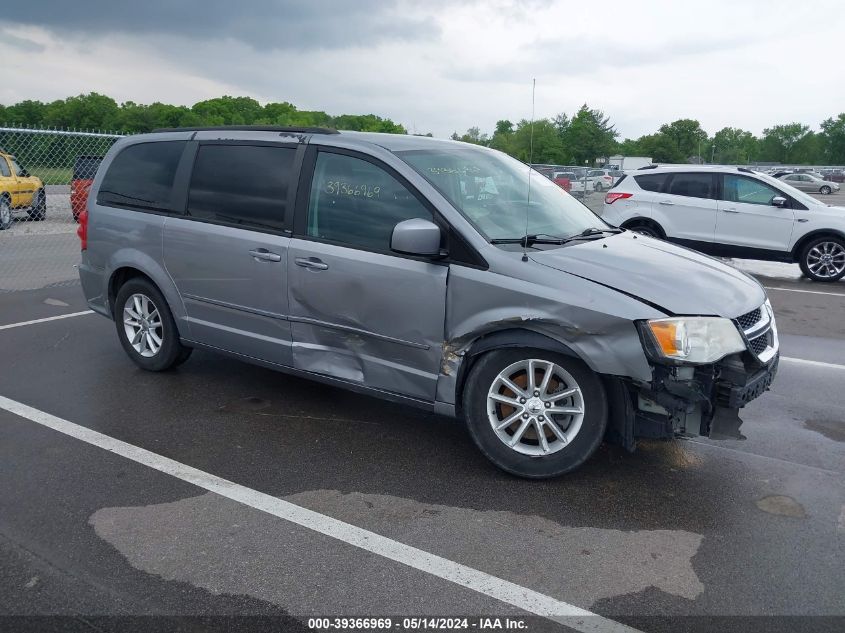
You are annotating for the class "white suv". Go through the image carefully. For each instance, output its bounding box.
[602,165,845,282]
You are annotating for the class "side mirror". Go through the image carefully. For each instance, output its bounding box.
[19,169,30,178]
[391,218,443,257]
[771,196,788,208]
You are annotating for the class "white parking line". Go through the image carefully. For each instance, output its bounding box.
[0,310,94,331]
[765,286,845,297]
[781,357,845,370]
[0,394,640,633]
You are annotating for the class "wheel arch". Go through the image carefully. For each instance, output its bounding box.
[452,328,586,419]
[791,229,845,261]
[620,217,665,238]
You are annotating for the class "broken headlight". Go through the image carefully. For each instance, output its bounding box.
[642,317,745,364]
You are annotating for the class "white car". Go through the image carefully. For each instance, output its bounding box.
[602,165,845,282]
[587,169,618,192]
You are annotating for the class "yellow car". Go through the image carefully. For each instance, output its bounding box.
[0,148,46,230]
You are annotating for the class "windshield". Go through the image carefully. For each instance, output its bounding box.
[396,147,607,241]
[756,171,825,207]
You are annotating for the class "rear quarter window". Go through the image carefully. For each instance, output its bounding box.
[633,173,668,192]
[97,141,186,211]
[73,157,103,180]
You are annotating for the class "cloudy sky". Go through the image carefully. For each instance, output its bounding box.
[2,0,843,139]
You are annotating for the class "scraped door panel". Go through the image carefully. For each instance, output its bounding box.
[287,239,447,401]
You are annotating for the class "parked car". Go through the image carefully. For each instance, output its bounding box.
[588,169,617,192]
[819,168,845,183]
[71,155,103,222]
[79,127,778,478]
[0,148,46,229]
[550,171,572,192]
[603,165,845,282]
[778,172,840,195]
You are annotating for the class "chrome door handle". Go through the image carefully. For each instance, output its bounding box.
[658,200,674,206]
[295,257,329,271]
[722,208,739,214]
[249,248,282,262]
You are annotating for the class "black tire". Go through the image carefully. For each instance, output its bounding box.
[0,197,11,230]
[462,348,607,479]
[594,182,603,192]
[798,236,845,282]
[27,190,46,221]
[114,278,192,371]
[625,221,663,239]
[820,186,832,195]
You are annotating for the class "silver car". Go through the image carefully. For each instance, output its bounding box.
[78,127,778,478]
[778,172,840,194]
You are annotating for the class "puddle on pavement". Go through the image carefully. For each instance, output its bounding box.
[803,419,845,442]
[755,495,806,518]
[90,490,704,610]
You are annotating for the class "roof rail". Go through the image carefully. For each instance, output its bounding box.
[637,164,659,170]
[737,167,755,174]
[151,125,340,134]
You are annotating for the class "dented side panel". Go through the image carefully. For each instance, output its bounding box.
[437,260,666,405]
[287,238,448,401]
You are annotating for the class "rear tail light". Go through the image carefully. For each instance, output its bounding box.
[605,192,632,204]
[77,209,88,250]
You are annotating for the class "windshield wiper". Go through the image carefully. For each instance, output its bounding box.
[491,228,622,247]
[490,233,567,246]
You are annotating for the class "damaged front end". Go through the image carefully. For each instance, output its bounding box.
[610,302,780,449]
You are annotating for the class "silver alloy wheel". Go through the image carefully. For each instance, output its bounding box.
[123,293,163,358]
[0,199,10,229]
[486,358,585,457]
[806,241,845,279]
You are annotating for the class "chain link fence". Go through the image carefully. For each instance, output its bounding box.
[0,127,124,291]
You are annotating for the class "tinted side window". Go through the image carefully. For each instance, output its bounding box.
[666,173,713,199]
[634,173,668,192]
[98,141,185,211]
[0,158,10,178]
[187,144,296,231]
[306,152,433,252]
[74,157,102,180]
[723,175,780,206]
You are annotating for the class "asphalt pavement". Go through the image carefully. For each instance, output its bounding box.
[0,192,843,633]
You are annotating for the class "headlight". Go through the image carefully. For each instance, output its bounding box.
[643,317,746,364]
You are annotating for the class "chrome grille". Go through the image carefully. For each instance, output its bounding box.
[737,308,762,331]
[736,302,778,363]
[748,331,770,355]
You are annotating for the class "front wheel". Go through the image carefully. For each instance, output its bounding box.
[799,236,845,282]
[0,198,11,230]
[463,349,607,478]
[819,186,832,195]
[114,278,193,371]
[27,190,46,221]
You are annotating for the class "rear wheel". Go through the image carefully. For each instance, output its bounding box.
[820,186,832,195]
[799,236,845,282]
[594,182,604,192]
[27,190,46,221]
[0,198,11,230]
[114,278,192,371]
[463,349,607,478]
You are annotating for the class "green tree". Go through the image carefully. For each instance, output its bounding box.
[561,105,618,165]
[488,120,515,153]
[657,119,709,161]
[636,133,685,163]
[711,127,759,164]
[759,123,811,163]
[191,96,263,126]
[820,113,845,164]
[509,119,565,164]
[43,93,120,130]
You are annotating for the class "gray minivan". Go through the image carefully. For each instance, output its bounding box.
[78,126,779,478]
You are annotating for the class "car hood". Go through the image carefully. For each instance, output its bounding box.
[529,232,766,317]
